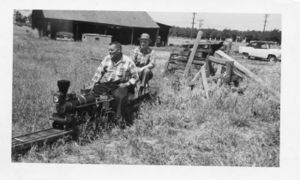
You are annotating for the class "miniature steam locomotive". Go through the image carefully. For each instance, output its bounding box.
[50,80,115,132]
[12,79,156,154]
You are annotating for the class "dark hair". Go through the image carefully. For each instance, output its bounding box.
[109,41,122,51]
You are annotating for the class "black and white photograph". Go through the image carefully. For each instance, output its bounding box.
[2,0,300,179]
[11,9,281,166]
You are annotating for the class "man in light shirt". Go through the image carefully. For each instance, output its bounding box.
[91,41,139,120]
[131,33,156,94]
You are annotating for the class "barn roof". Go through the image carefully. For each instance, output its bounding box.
[156,22,172,28]
[40,10,159,28]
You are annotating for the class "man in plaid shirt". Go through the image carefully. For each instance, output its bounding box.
[91,41,139,120]
[131,33,156,93]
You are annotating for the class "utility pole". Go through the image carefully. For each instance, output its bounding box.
[263,14,269,32]
[190,12,196,39]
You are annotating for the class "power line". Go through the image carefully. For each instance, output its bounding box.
[263,14,269,32]
[190,12,196,39]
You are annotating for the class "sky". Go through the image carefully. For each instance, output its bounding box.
[18,10,281,31]
[148,12,281,31]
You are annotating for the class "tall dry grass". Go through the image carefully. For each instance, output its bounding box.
[13,25,133,136]
[13,25,280,166]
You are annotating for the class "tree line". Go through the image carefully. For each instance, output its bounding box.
[14,11,31,23]
[169,26,281,44]
[14,11,281,44]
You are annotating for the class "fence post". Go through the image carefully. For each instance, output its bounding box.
[205,57,214,77]
[224,61,234,85]
[200,65,209,99]
[184,31,203,77]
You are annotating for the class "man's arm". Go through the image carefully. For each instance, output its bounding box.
[119,60,139,88]
[128,60,139,85]
[142,50,156,70]
[90,57,108,88]
[130,47,139,64]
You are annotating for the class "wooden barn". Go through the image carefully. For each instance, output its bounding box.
[156,22,171,46]
[31,10,171,46]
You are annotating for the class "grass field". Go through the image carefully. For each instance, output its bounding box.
[13,25,280,166]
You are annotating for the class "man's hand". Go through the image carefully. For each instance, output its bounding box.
[119,82,130,88]
[139,67,144,72]
[87,82,95,90]
[139,66,146,72]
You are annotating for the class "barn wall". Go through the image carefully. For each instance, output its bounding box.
[74,22,159,45]
[157,23,171,46]
[159,29,169,46]
[75,21,106,40]
[32,11,161,45]
[82,34,112,44]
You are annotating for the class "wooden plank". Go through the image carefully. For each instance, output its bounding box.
[215,50,280,102]
[191,61,205,65]
[173,66,186,71]
[215,50,261,80]
[173,57,205,64]
[184,31,203,77]
[189,68,202,86]
[208,56,227,65]
[209,56,245,78]
[208,74,223,81]
[205,58,214,76]
[232,67,245,78]
[172,56,188,61]
[171,55,206,62]
[163,53,173,76]
[224,61,234,84]
[200,66,209,99]
[216,64,223,75]
[217,78,222,86]
[180,50,190,57]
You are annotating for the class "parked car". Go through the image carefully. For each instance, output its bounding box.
[239,41,281,62]
[55,32,74,41]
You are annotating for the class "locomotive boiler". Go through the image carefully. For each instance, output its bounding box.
[50,80,115,131]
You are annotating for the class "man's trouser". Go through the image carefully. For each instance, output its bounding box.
[112,86,128,118]
[138,68,153,87]
[93,81,128,119]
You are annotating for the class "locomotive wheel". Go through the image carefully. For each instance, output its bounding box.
[267,55,277,62]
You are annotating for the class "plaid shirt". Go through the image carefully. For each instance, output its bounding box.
[92,54,139,85]
[131,47,156,69]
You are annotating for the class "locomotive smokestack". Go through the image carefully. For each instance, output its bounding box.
[57,80,70,94]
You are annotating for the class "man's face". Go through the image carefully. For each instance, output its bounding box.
[108,44,121,58]
[140,39,150,49]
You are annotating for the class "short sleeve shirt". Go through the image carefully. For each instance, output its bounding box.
[92,54,139,85]
[131,47,156,68]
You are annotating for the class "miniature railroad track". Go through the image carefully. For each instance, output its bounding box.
[12,128,74,153]
[12,86,160,156]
